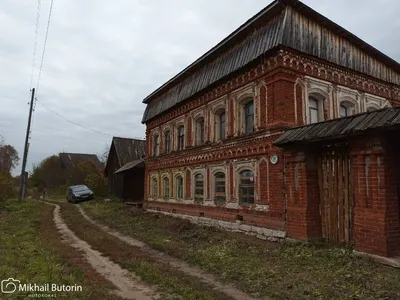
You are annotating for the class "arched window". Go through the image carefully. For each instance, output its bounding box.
[153,135,159,156]
[244,101,254,135]
[214,172,226,205]
[215,110,226,141]
[339,101,356,117]
[194,174,204,203]
[152,178,158,197]
[196,118,205,146]
[176,176,183,199]
[163,177,169,198]
[177,126,185,150]
[239,170,254,205]
[164,131,171,154]
[308,97,320,124]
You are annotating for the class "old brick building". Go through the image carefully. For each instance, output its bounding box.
[141,0,400,258]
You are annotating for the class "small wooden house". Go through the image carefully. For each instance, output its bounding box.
[59,153,101,185]
[104,137,146,202]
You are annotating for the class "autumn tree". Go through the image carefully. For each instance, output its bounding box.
[29,155,65,190]
[77,160,108,197]
[0,135,20,200]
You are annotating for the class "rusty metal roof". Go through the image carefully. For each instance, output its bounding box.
[273,108,400,147]
[141,0,400,123]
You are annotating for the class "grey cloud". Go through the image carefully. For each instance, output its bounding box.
[0,0,399,176]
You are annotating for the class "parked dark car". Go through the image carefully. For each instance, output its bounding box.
[66,185,94,203]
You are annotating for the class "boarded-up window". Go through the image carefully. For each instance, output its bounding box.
[239,170,254,204]
[214,172,226,204]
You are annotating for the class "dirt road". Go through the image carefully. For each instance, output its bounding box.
[44,202,160,300]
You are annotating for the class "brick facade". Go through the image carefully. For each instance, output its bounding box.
[142,47,400,257]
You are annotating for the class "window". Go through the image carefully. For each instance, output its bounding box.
[164,131,171,154]
[244,101,254,135]
[339,101,355,117]
[196,118,205,146]
[309,97,320,124]
[177,126,185,150]
[153,135,159,156]
[176,176,183,199]
[219,112,226,140]
[163,177,169,198]
[214,172,226,205]
[239,170,254,205]
[194,174,204,203]
[367,106,378,113]
[152,178,158,197]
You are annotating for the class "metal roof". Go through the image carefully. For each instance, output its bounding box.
[114,160,144,174]
[141,0,400,123]
[273,108,400,147]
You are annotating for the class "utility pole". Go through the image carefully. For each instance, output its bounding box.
[19,88,35,201]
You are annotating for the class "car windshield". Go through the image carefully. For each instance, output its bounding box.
[71,185,89,192]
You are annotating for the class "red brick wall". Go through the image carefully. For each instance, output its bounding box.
[351,141,400,257]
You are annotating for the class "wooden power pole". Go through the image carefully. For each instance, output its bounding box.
[19,88,35,201]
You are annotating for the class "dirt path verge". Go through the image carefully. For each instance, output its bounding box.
[77,205,259,300]
[43,201,159,300]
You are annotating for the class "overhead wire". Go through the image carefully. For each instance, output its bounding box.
[36,0,54,95]
[36,100,144,140]
[29,0,144,142]
[30,0,41,89]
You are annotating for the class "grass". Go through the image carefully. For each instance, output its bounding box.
[81,199,400,300]
[58,200,233,300]
[0,199,122,300]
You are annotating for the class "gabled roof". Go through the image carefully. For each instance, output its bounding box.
[104,137,146,174]
[273,108,400,147]
[59,153,101,169]
[141,0,400,123]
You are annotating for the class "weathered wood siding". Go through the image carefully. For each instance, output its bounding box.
[283,7,400,86]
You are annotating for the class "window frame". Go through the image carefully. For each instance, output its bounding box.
[243,101,254,135]
[151,178,158,198]
[164,130,171,154]
[214,172,226,205]
[177,126,185,150]
[153,134,159,156]
[196,118,205,146]
[194,173,204,204]
[238,169,255,205]
[176,176,184,200]
[163,177,169,198]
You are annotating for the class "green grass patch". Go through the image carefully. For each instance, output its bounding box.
[0,199,121,300]
[59,201,232,300]
[81,200,400,300]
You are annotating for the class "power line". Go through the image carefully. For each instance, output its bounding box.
[36,100,113,137]
[35,99,145,140]
[30,0,41,89]
[36,0,54,94]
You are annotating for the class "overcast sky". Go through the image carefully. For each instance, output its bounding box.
[1,0,399,175]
